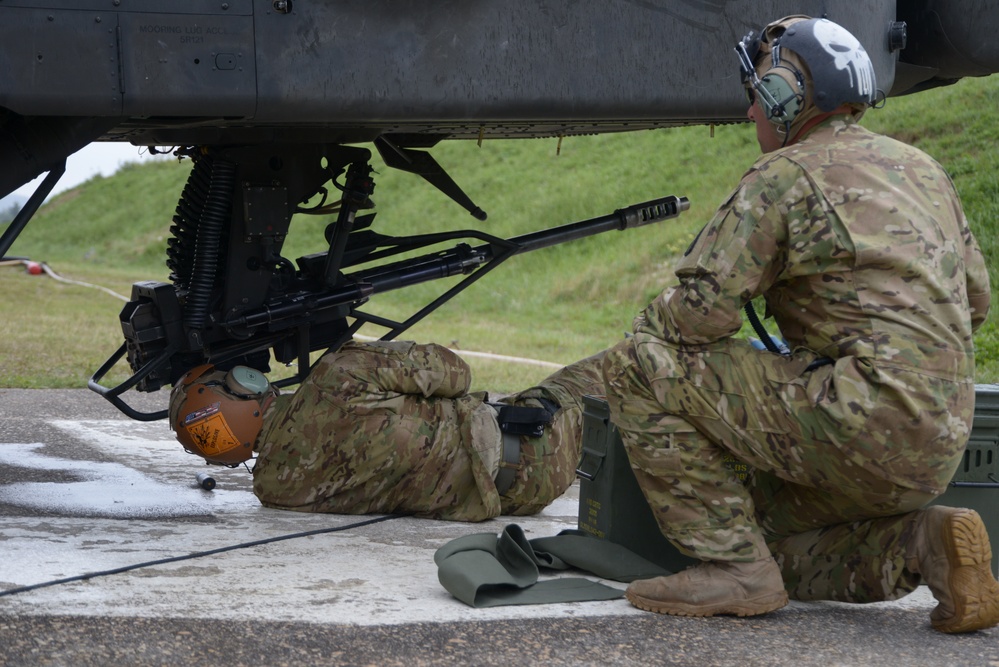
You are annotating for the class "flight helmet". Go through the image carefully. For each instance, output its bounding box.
[169,364,276,466]
[736,16,878,132]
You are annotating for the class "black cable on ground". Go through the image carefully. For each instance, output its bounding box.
[0,514,400,598]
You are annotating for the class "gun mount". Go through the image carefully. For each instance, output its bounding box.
[85,142,688,419]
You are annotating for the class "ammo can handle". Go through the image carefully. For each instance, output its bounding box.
[575,447,605,481]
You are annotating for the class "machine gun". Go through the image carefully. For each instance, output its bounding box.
[85,143,688,420]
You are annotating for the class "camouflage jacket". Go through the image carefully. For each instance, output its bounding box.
[633,117,990,488]
[637,116,990,376]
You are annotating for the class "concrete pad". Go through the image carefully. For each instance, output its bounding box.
[0,412,634,624]
[0,388,996,666]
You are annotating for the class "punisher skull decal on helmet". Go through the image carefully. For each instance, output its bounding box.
[771,17,878,112]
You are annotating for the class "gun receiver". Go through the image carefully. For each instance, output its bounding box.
[87,145,687,421]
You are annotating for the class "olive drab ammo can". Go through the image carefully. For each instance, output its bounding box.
[576,395,697,573]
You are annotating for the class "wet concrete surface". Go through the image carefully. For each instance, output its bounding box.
[1,388,997,666]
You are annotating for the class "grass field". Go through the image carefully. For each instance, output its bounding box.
[2,74,996,393]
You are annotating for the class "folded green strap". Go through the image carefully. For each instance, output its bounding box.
[434,524,671,607]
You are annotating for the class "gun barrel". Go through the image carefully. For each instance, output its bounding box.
[505,195,690,255]
[229,283,375,330]
[352,244,491,293]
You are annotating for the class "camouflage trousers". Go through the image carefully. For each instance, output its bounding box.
[253,341,605,521]
[498,349,606,516]
[602,333,966,603]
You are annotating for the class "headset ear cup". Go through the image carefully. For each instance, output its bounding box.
[225,366,270,398]
[758,67,804,126]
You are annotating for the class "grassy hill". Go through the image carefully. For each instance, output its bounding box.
[2,74,996,391]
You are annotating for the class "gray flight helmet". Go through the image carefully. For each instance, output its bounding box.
[776,18,878,112]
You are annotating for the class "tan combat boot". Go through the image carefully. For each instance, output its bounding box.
[625,558,788,617]
[905,506,999,633]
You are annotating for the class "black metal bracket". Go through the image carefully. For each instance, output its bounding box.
[0,163,65,259]
[88,342,174,421]
[374,135,487,221]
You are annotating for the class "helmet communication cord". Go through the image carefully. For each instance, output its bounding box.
[744,301,787,355]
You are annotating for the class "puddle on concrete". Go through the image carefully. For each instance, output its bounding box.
[0,419,258,519]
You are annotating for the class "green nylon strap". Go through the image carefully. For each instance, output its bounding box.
[434,524,672,608]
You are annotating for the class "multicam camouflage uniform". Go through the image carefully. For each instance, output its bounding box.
[604,115,991,603]
[253,340,604,521]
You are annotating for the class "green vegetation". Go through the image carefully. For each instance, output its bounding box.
[2,74,996,392]
[0,202,18,224]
